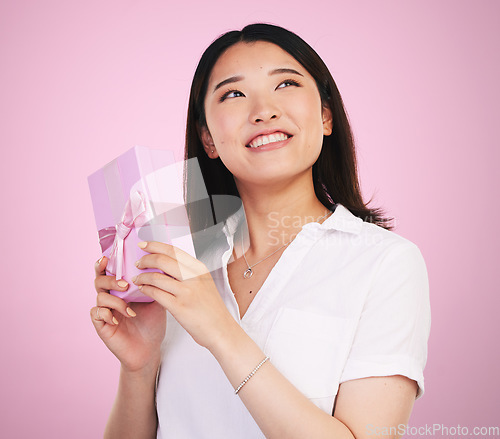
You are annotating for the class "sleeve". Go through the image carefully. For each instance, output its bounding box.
[339,241,431,399]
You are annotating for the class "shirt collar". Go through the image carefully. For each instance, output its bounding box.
[222,203,363,238]
[223,204,246,238]
[317,204,363,235]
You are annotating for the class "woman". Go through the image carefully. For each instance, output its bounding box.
[92,23,430,439]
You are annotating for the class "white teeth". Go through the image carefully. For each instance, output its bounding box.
[248,132,288,148]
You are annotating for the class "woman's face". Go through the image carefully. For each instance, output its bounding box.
[202,41,332,188]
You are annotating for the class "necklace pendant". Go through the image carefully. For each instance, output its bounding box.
[243,268,253,279]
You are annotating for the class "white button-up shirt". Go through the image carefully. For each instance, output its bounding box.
[156,204,430,438]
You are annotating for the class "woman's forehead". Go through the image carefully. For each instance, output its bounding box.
[208,41,305,85]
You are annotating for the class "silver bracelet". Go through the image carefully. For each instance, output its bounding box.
[234,356,270,395]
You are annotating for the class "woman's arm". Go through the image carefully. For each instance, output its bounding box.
[334,375,417,439]
[210,319,416,439]
[103,364,159,439]
[92,257,166,439]
[134,242,418,439]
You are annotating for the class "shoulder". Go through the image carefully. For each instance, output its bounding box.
[323,204,426,266]
[355,220,428,295]
[363,220,424,263]
[353,217,430,329]
[320,205,429,312]
[365,221,426,274]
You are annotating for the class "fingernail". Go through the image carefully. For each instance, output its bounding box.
[126,307,137,317]
[138,241,147,249]
[96,256,104,265]
[112,317,119,325]
[135,260,140,268]
[138,285,143,290]
[131,276,138,283]
[117,280,128,288]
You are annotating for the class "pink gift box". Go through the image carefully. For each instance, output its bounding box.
[88,146,197,303]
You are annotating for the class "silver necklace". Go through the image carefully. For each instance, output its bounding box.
[240,210,332,279]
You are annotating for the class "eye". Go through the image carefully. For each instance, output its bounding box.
[276,79,301,89]
[219,89,245,102]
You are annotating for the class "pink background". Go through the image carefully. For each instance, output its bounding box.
[1,0,498,437]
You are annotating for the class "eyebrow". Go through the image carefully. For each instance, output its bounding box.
[269,68,304,77]
[213,76,244,93]
[212,68,304,93]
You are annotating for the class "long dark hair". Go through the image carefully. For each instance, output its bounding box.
[184,23,392,232]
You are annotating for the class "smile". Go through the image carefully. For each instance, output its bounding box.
[246,132,291,148]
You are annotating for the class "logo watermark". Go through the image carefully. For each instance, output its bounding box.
[366,423,499,437]
[266,210,385,247]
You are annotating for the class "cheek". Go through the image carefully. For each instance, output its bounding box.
[206,110,241,147]
[299,101,325,147]
[293,91,323,122]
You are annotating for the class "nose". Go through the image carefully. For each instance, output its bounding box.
[249,94,281,124]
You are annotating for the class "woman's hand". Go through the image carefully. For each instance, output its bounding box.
[91,256,166,374]
[132,241,238,353]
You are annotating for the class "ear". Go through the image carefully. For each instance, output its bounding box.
[198,126,219,159]
[322,106,333,136]
[199,126,219,159]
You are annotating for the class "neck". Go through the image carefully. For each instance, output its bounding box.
[234,171,330,258]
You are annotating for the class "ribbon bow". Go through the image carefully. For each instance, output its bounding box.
[98,190,147,280]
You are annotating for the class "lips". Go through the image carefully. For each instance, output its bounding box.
[246,131,292,148]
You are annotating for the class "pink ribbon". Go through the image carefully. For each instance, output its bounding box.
[98,190,147,280]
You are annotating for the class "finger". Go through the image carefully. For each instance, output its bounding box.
[139,284,177,311]
[133,271,180,296]
[96,292,137,319]
[94,275,130,294]
[94,255,107,276]
[90,306,119,327]
[136,253,196,281]
[138,241,201,270]
[138,242,208,280]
